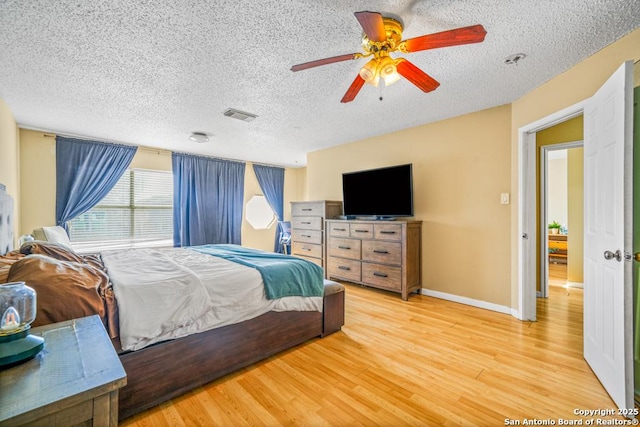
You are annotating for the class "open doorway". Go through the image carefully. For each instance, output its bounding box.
[535,117,584,300]
[540,143,584,296]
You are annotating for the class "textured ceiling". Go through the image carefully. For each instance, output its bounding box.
[0,1,639,167]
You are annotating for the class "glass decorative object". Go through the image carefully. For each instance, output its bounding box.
[0,281,44,367]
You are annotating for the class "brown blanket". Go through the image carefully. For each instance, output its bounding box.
[1,241,119,338]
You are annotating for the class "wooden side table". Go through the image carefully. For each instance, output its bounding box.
[0,315,127,426]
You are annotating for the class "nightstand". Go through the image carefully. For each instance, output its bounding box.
[0,315,126,426]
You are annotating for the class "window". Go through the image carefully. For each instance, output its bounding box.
[245,195,276,229]
[68,169,173,250]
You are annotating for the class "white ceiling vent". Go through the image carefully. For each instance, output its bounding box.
[223,108,258,122]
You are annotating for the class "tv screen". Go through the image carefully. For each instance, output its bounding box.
[342,164,414,218]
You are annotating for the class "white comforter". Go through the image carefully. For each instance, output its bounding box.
[102,247,323,351]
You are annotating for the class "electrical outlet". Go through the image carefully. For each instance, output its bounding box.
[500,193,510,205]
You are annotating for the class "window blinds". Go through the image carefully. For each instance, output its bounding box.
[68,169,173,250]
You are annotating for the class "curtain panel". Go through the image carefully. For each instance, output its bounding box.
[172,152,245,247]
[252,164,285,252]
[55,137,137,231]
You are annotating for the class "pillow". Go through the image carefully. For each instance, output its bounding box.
[20,241,83,263]
[7,254,108,329]
[32,226,72,248]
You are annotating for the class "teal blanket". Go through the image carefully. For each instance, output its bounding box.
[189,244,324,299]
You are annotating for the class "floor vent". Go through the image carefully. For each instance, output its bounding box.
[223,108,258,122]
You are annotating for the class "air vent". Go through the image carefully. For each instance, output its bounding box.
[223,108,258,122]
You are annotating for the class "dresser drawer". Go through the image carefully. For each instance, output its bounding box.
[328,222,350,237]
[328,256,361,282]
[329,237,361,260]
[292,241,323,258]
[362,240,402,265]
[292,202,324,217]
[292,229,322,244]
[349,223,373,238]
[374,223,403,241]
[292,216,323,230]
[548,240,567,251]
[295,254,323,268]
[362,263,402,291]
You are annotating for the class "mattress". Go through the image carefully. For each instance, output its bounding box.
[103,247,323,351]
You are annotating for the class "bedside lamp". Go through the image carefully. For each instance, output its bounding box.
[0,282,44,367]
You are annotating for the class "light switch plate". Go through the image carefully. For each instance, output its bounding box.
[500,193,510,204]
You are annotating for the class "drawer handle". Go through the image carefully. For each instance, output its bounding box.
[334,228,346,231]
[301,221,311,225]
[302,208,312,211]
[338,245,351,250]
[354,229,369,233]
[373,250,389,254]
[380,230,396,234]
[373,272,388,278]
[301,234,311,238]
[338,266,351,271]
[303,247,312,251]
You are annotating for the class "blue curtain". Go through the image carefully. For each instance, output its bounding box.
[56,137,137,231]
[252,164,285,252]
[172,152,246,247]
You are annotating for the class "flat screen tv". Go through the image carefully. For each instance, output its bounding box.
[342,164,414,218]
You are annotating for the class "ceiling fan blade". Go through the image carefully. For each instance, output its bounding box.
[402,24,487,53]
[341,75,366,103]
[354,11,387,42]
[396,59,440,93]
[291,53,359,72]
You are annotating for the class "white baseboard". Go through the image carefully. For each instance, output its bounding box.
[419,288,512,316]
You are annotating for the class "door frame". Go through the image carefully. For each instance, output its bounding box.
[517,100,587,321]
[539,141,583,298]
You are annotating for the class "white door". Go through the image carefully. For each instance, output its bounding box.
[583,61,634,411]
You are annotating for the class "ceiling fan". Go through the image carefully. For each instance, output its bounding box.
[291,11,487,103]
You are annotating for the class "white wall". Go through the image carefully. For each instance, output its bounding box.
[547,149,568,229]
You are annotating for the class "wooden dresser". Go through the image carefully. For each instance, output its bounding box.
[290,201,342,271]
[0,315,127,426]
[548,233,568,263]
[326,219,422,300]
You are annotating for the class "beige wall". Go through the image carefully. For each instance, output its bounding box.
[0,98,20,244]
[129,147,172,171]
[308,104,512,306]
[19,131,56,234]
[567,147,584,283]
[510,28,640,308]
[18,129,302,249]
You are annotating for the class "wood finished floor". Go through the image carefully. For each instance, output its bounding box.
[548,261,568,287]
[121,281,621,426]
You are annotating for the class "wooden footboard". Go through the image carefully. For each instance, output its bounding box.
[116,281,346,420]
[117,310,323,420]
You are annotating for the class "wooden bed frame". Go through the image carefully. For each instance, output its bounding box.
[0,183,345,420]
[115,283,345,420]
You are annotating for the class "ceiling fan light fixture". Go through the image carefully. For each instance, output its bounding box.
[291,11,487,103]
[379,56,400,86]
[189,132,210,143]
[359,58,380,87]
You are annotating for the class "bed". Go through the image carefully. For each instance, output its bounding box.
[0,187,345,420]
